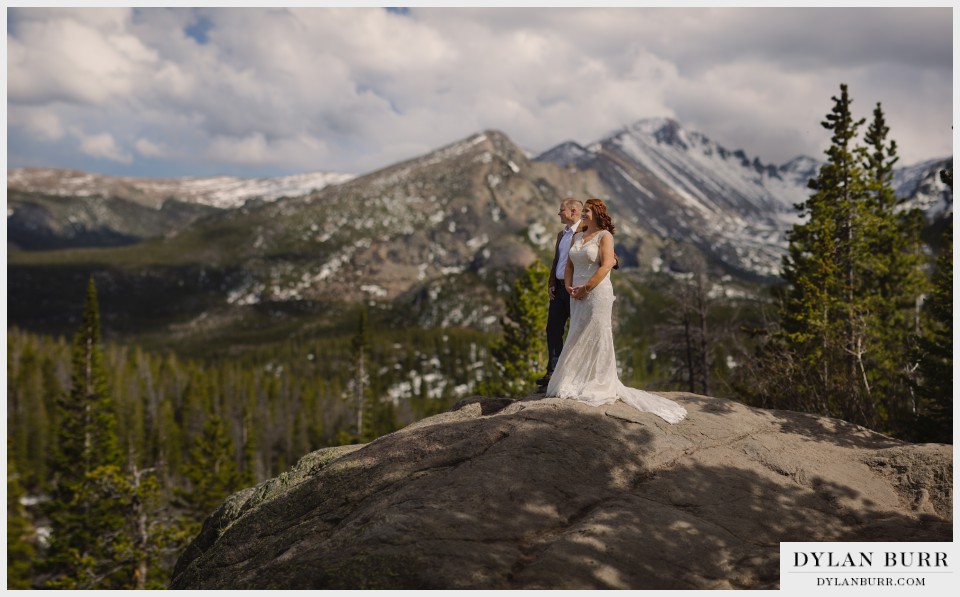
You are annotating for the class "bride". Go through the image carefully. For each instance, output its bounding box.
[545,198,687,424]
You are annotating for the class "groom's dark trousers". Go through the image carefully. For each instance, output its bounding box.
[545,229,569,375]
[546,283,570,374]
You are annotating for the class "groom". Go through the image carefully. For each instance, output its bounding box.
[536,197,583,389]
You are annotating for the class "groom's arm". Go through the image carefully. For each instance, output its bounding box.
[563,237,576,295]
[548,230,563,299]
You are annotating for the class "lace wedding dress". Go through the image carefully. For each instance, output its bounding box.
[545,230,687,424]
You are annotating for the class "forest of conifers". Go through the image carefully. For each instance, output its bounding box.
[7,301,492,588]
[6,85,953,589]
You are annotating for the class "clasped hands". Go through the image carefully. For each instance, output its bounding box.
[568,284,591,300]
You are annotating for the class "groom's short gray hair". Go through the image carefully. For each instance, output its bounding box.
[561,197,583,210]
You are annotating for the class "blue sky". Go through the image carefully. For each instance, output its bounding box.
[5,6,953,179]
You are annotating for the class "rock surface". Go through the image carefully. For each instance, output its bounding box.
[170,393,952,590]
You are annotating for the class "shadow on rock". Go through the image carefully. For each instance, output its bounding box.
[170,395,951,590]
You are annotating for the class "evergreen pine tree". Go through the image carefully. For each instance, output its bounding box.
[914,169,953,443]
[860,102,929,431]
[56,277,121,476]
[177,415,245,531]
[486,260,550,398]
[124,463,172,589]
[749,85,937,436]
[57,462,171,589]
[240,404,259,485]
[775,84,876,422]
[774,85,864,420]
[37,354,62,486]
[156,399,181,483]
[7,443,37,589]
[361,394,400,442]
[347,306,373,441]
[44,276,130,588]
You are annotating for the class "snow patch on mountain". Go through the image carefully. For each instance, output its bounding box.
[894,158,953,217]
[7,168,355,209]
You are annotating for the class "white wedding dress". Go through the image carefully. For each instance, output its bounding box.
[545,231,687,424]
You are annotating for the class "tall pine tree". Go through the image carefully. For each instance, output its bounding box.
[777,83,867,419]
[914,168,953,443]
[177,415,246,529]
[53,277,121,479]
[763,84,927,433]
[860,101,929,432]
[344,306,373,442]
[485,260,550,398]
[7,442,37,589]
[44,276,131,588]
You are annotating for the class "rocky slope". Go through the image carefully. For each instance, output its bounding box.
[219,129,603,307]
[6,187,220,251]
[170,394,951,590]
[7,130,614,337]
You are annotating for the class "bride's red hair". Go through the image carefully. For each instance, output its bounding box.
[583,198,616,235]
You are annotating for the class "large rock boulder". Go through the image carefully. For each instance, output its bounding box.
[170,394,951,589]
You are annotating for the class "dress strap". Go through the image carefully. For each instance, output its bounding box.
[586,230,606,245]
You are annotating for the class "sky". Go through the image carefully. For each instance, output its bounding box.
[5,5,954,179]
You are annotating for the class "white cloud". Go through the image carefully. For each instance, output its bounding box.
[204,132,333,170]
[9,106,65,140]
[70,127,132,163]
[205,132,270,165]
[135,138,165,157]
[5,7,953,177]
[7,14,156,106]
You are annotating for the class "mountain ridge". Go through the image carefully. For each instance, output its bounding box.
[11,115,938,283]
[7,119,952,343]
[9,117,949,220]
[7,128,610,339]
[7,167,356,210]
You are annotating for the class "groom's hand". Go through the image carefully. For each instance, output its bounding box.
[548,284,556,300]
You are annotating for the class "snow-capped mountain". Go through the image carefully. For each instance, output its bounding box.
[536,117,951,278]
[6,168,355,210]
[536,118,804,277]
[7,118,952,278]
[893,157,954,218]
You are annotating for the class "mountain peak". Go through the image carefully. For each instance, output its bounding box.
[627,116,681,134]
[780,155,819,170]
[533,140,590,168]
[398,129,526,169]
